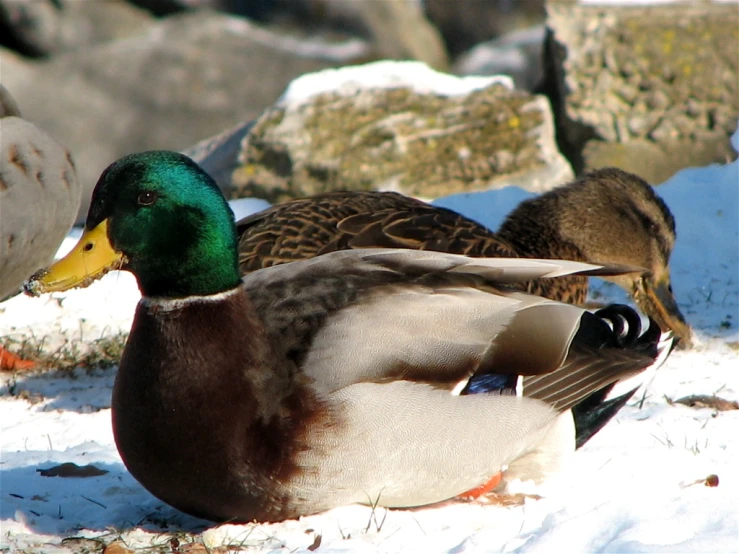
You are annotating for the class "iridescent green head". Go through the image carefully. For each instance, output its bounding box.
[29,151,242,298]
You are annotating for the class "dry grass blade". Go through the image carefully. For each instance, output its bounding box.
[0,331,128,374]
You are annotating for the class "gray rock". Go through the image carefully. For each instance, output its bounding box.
[219,0,449,70]
[257,0,538,70]
[0,83,21,117]
[0,117,81,301]
[582,137,736,187]
[0,0,153,56]
[425,0,546,56]
[0,0,61,56]
[544,0,738,182]
[453,25,546,91]
[182,120,256,197]
[130,0,223,15]
[314,0,449,70]
[2,10,367,222]
[223,62,572,203]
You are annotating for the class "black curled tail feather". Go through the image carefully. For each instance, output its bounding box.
[592,304,643,346]
[571,305,665,448]
[521,304,665,446]
[592,304,662,356]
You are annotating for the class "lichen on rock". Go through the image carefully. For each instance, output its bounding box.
[233,70,572,202]
[545,0,739,183]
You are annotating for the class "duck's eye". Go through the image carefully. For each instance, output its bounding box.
[137,191,158,206]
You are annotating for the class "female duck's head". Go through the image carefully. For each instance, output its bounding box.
[26,151,242,298]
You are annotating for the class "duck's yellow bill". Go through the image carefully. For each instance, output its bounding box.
[23,220,127,296]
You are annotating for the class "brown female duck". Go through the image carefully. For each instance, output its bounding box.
[237,168,691,346]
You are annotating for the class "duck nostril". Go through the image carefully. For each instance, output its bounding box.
[83,242,94,252]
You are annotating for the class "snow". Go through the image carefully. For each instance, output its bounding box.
[1,135,737,552]
[280,60,513,106]
[228,197,272,221]
[453,26,545,91]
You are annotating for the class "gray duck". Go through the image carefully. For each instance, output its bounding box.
[0,84,82,370]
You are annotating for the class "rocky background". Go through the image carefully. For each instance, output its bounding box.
[1,0,737,223]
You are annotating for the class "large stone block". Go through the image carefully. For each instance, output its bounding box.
[545,0,738,182]
[225,62,572,202]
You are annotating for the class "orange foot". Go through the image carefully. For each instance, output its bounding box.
[0,346,36,371]
[455,471,503,501]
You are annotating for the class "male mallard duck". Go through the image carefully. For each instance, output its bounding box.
[0,84,82,370]
[237,169,691,347]
[25,151,670,522]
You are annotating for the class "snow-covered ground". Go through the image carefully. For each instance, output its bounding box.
[1,129,737,552]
